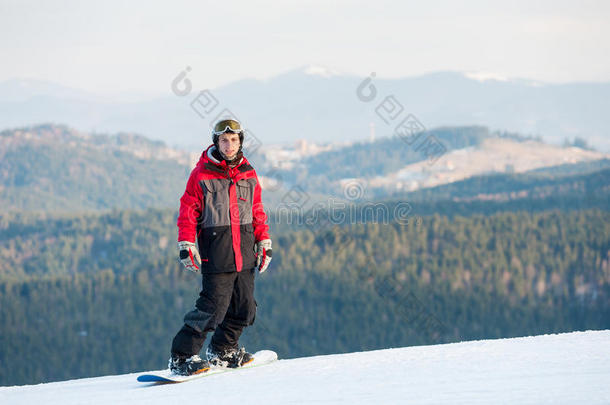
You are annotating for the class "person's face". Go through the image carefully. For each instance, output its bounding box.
[218,132,241,159]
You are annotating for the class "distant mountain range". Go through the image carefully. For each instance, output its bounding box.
[1,67,609,151]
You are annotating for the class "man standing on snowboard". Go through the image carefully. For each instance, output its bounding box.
[169,118,272,376]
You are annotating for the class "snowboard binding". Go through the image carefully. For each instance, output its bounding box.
[206,346,254,368]
[168,354,210,376]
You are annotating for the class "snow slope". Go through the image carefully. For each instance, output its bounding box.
[2,330,609,404]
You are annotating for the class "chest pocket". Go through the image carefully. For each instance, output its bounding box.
[236,178,257,224]
[200,178,231,227]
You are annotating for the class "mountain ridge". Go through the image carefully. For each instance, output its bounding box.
[1,69,609,150]
[0,123,607,212]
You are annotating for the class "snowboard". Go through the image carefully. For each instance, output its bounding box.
[137,350,277,384]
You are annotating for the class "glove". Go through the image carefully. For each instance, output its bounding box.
[178,241,201,273]
[254,239,272,273]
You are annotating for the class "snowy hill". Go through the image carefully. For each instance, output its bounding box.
[366,137,608,192]
[2,330,609,404]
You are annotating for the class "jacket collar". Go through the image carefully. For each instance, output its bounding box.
[206,145,243,167]
[195,145,249,176]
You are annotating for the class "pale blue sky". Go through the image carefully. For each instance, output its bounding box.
[1,0,609,98]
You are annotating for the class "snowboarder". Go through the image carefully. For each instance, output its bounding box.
[168,118,272,376]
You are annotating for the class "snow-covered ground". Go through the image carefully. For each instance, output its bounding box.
[2,330,609,404]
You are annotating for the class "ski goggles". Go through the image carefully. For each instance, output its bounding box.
[213,119,244,135]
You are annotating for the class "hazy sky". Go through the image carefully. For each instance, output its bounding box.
[1,0,609,98]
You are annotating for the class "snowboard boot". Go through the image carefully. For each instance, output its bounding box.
[206,345,254,368]
[168,354,210,376]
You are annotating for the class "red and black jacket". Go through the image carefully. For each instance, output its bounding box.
[177,145,270,273]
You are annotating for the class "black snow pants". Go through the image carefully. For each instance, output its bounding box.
[171,268,256,357]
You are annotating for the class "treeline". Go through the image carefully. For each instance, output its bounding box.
[0,209,608,385]
[2,183,608,280]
